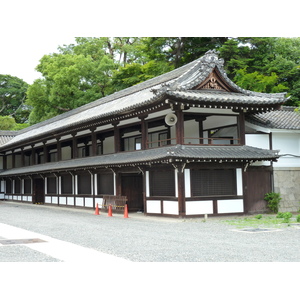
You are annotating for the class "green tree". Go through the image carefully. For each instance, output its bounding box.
[26,37,300,124]
[111,60,174,91]
[0,74,30,123]
[0,115,16,130]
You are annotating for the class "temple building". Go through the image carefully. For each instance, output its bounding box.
[1,49,296,217]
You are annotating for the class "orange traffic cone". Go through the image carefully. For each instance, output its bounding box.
[124,204,128,218]
[108,205,113,217]
[94,203,100,215]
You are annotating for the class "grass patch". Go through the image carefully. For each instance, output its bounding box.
[223,214,298,229]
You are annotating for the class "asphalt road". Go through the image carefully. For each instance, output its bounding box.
[1,200,300,262]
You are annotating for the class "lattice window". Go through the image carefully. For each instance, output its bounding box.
[191,169,236,196]
[15,178,21,194]
[24,178,31,194]
[61,174,72,194]
[97,173,114,195]
[47,177,57,194]
[150,170,175,196]
[78,173,91,195]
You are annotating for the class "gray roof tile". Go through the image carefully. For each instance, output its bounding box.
[0,145,279,176]
[0,131,18,146]
[0,50,287,150]
[246,106,300,129]
[166,90,285,106]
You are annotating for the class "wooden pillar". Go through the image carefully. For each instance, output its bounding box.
[72,133,78,159]
[20,147,24,167]
[115,171,121,196]
[12,150,15,168]
[91,128,97,156]
[196,116,206,144]
[238,111,245,145]
[3,152,7,169]
[177,165,186,218]
[140,116,148,150]
[56,138,61,161]
[113,122,120,153]
[175,109,184,145]
[31,145,36,165]
[43,142,48,163]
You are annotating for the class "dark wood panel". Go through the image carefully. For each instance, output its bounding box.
[121,174,143,211]
[245,168,272,213]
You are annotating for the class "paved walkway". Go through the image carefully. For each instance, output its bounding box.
[0,201,298,299]
[0,223,129,263]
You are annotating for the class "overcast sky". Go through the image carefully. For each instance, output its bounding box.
[1,36,76,84]
[1,1,296,85]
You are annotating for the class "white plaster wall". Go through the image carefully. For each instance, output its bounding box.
[246,134,270,149]
[76,197,84,206]
[146,200,161,213]
[236,168,243,196]
[217,199,244,213]
[145,171,150,197]
[103,136,114,154]
[67,197,74,206]
[246,133,272,166]
[184,169,191,197]
[186,200,213,215]
[272,132,300,167]
[163,201,178,215]
[60,196,66,205]
[61,146,72,160]
[85,197,93,207]
[184,120,200,144]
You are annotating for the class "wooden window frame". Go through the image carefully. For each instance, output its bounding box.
[191,169,237,197]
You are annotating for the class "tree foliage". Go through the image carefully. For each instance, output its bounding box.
[0,74,30,123]
[21,37,300,125]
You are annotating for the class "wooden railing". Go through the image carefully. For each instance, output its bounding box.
[146,137,240,148]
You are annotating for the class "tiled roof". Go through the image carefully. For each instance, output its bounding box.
[165,90,285,106]
[0,145,279,176]
[0,50,287,150]
[246,106,300,129]
[0,131,18,146]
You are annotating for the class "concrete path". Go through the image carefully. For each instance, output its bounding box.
[0,223,129,263]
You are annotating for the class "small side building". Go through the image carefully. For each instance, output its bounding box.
[246,106,300,212]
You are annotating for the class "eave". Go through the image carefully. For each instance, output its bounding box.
[0,145,279,178]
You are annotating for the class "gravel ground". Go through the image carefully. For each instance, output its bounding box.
[1,200,300,262]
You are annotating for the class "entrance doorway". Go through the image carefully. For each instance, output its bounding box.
[245,168,272,213]
[33,178,45,204]
[121,173,143,212]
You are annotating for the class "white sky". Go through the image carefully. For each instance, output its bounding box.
[1,36,76,84]
[1,1,297,85]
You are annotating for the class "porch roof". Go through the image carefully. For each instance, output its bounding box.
[0,145,279,177]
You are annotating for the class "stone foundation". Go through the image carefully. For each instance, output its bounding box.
[273,168,300,212]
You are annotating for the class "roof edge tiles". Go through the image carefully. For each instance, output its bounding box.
[246,106,300,130]
[0,145,279,177]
